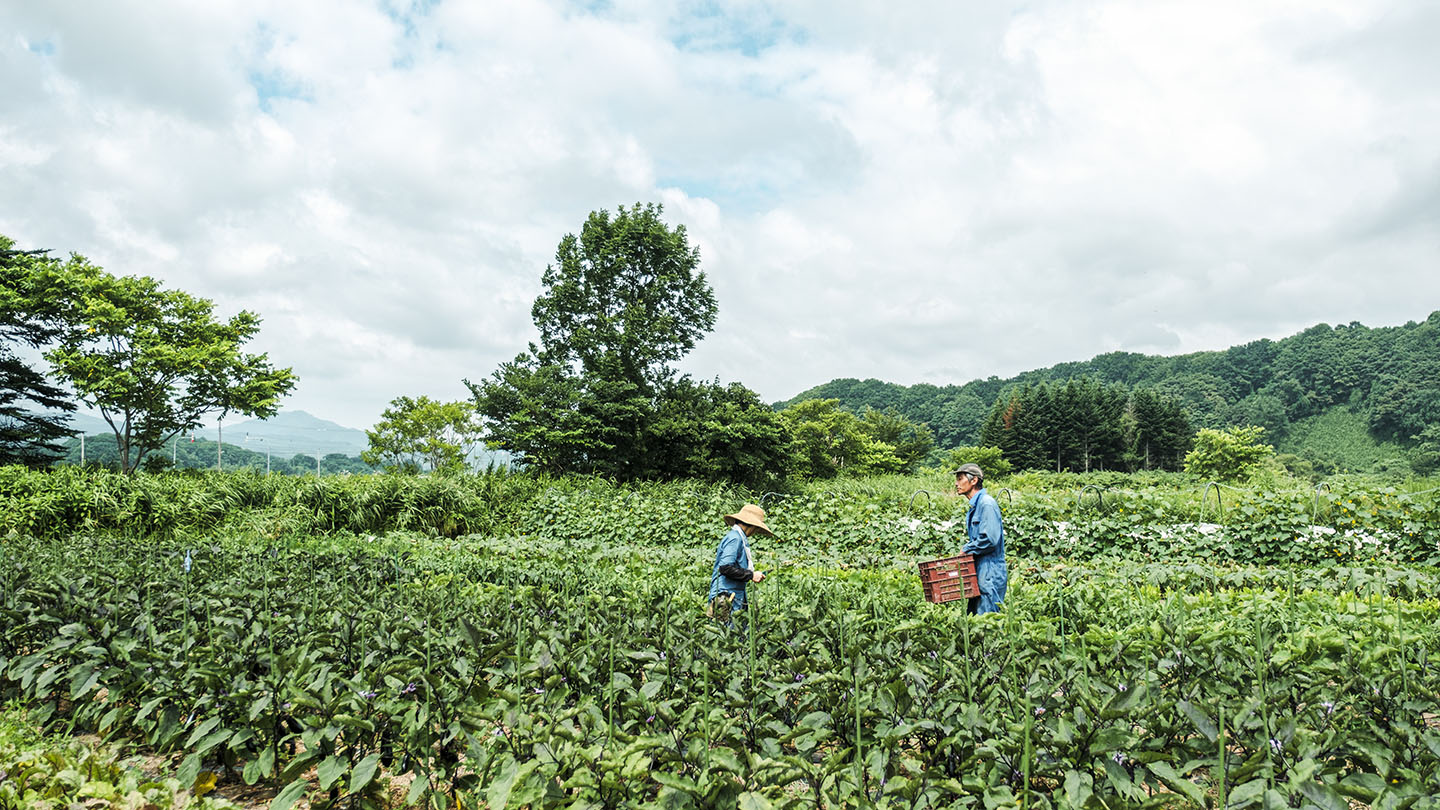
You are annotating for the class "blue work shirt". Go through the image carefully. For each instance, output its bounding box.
[961,487,1007,613]
[707,526,753,610]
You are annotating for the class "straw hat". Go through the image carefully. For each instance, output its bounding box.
[724,503,774,537]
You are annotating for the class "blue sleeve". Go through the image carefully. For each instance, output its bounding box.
[962,497,1003,556]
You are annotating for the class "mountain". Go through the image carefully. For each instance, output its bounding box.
[65,411,113,436]
[194,410,370,459]
[52,409,368,459]
[775,312,1440,466]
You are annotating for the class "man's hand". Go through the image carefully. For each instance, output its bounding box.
[752,570,766,583]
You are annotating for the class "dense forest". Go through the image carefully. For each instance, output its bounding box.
[777,312,1440,471]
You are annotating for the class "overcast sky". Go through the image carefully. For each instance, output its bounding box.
[3,0,1437,431]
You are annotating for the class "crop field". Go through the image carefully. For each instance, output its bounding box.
[2,468,1439,809]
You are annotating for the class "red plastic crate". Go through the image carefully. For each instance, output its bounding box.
[917,554,979,603]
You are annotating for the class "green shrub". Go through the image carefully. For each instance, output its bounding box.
[1184,426,1274,482]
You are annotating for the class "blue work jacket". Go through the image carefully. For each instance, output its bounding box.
[707,526,753,610]
[961,488,1008,613]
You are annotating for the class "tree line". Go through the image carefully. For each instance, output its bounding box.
[57,433,373,475]
[462,204,938,489]
[1,234,296,472]
[980,378,1192,473]
[458,203,1195,483]
[13,207,1425,486]
[779,314,1440,461]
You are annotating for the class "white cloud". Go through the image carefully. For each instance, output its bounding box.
[1,0,1435,429]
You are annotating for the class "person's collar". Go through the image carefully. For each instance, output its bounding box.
[968,486,986,502]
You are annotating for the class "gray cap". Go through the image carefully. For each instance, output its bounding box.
[951,463,984,480]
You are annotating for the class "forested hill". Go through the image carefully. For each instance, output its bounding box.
[774,312,1440,452]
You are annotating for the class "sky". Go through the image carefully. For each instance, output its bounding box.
[2,0,1437,431]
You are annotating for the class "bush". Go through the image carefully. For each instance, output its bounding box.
[1183,426,1274,482]
[939,446,1012,478]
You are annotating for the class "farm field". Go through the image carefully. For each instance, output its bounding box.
[3,468,1439,809]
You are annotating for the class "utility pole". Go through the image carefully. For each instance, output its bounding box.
[245,434,271,475]
[217,417,223,471]
[80,433,85,465]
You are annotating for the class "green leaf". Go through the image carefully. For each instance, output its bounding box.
[799,711,832,730]
[738,792,774,810]
[257,744,276,779]
[1299,782,1349,810]
[1177,700,1217,742]
[652,771,700,795]
[407,771,430,805]
[175,752,202,789]
[69,664,101,699]
[269,778,309,810]
[185,715,222,748]
[317,755,347,791]
[486,757,519,809]
[1338,772,1385,800]
[193,728,232,756]
[1229,778,1267,807]
[349,753,382,794]
[1063,770,1093,808]
[1105,682,1147,714]
[242,756,262,786]
[1146,761,1203,805]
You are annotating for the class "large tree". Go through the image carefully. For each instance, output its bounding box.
[1126,387,1192,471]
[647,378,792,490]
[533,202,716,392]
[0,236,77,466]
[777,398,905,479]
[472,203,744,481]
[858,406,935,473]
[41,255,297,473]
[363,396,485,473]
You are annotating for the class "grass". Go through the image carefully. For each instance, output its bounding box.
[1280,406,1414,473]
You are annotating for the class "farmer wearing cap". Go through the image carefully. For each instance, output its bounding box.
[707,503,773,629]
[954,463,1007,613]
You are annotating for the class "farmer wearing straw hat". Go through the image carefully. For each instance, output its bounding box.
[954,463,1008,614]
[707,503,773,628]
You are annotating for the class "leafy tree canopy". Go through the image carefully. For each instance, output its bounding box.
[980,378,1187,474]
[1183,425,1274,482]
[532,202,717,392]
[473,203,782,485]
[777,398,911,479]
[363,396,485,474]
[39,253,297,473]
[941,446,1012,478]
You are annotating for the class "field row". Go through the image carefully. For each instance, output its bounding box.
[3,466,1440,566]
[3,533,1438,808]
